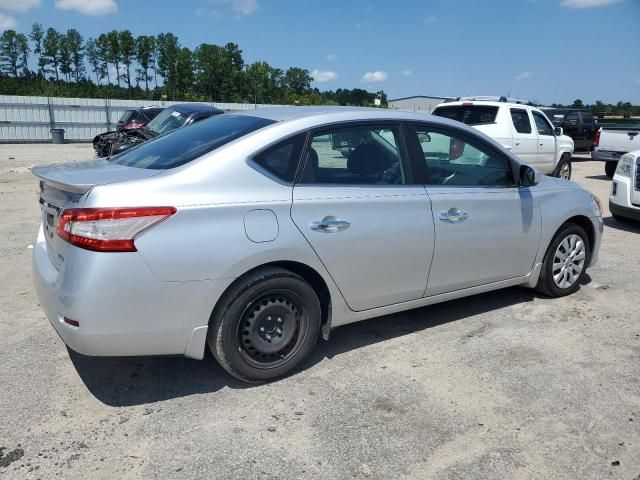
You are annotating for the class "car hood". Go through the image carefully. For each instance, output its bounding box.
[32,158,162,194]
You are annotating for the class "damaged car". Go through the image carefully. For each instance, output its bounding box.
[93,103,224,157]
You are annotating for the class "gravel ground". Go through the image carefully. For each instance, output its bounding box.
[0,144,639,480]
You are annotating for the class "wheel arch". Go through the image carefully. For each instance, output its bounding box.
[209,260,333,340]
[562,215,595,254]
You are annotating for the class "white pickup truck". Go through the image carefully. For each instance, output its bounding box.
[433,97,575,179]
[592,125,640,177]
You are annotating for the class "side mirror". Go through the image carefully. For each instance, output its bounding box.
[519,165,540,187]
[554,127,563,136]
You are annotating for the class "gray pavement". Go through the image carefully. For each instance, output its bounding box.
[0,144,638,479]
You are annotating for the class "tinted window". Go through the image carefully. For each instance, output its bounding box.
[253,134,305,183]
[432,106,499,125]
[510,109,532,134]
[533,112,554,136]
[564,112,579,128]
[110,115,274,169]
[298,125,406,185]
[118,109,136,123]
[581,112,593,124]
[413,126,514,187]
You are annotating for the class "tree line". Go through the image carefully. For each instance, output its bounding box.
[551,99,640,119]
[0,24,387,107]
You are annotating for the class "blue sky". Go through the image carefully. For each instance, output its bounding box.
[1,0,639,104]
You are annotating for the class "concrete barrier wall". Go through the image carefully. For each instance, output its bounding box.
[0,95,285,143]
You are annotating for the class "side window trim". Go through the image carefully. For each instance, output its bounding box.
[294,120,415,186]
[407,122,518,188]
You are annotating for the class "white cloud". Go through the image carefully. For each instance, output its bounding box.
[362,71,388,83]
[209,0,258,15]
[515,71,532,80]
[561,0,622,7]
[229,0,258,15]
[54,0,117,15]
[401,69,412,76]
[326,53,337,61]
[312,69,338,82]
[0,13,16,29]
[0,0,40,12]
[424,15,438,24]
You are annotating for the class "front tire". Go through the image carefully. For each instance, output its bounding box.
[536,223,590,298]
[208,267,322,383]
[604,161,617,178]
[553,154,572,180]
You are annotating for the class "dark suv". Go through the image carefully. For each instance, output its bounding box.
[541,108,597,151]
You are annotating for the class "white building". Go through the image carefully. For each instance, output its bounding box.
[388,95,454,113]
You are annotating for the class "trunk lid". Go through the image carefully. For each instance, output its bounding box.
[32,159,162,269]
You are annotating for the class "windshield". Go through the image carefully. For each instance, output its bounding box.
[432,105,499,125]
[109,114,275,169]
[145,108,190,135]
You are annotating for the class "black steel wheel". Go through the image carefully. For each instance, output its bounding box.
[208,267,322,383]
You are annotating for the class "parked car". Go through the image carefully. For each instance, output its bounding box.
[93,103,224,157]
[540,108,597,152]
[433,97,575,179]
[609,150,640,222]
[592,125,640,177]
[116,106,163,132]
[32,107,602,383]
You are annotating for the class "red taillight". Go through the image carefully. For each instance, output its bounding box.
[594,129,601,147]
[64,317,80,327]
[56,207,176,252]
[122,122,144,129]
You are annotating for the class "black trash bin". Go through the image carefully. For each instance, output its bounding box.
[50,128,65,144]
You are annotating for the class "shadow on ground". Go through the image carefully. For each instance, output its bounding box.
[603,215,640,233]
[70,286,544,407]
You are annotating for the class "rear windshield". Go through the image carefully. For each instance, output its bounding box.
[432,106,499,125]
[109,114,275,169]
[146,108,190,136]
[118,110,137,123]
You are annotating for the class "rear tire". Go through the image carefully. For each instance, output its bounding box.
[536,223,590,298]
[553,154,572,180]
[604,161,617,178]
[208,267,321,383]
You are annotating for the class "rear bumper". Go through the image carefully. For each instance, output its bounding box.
[591,150,624,162]
[32,225,231,358]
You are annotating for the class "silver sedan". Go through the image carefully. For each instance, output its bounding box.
[32,107,603,383]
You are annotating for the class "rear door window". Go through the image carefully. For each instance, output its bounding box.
[432,106,499,125]
[298,124,407,185]
[510,109,532,134]
[110,115,275,169]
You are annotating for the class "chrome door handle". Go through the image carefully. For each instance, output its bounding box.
[439,208,468,223]
[310,216,350,233]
